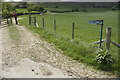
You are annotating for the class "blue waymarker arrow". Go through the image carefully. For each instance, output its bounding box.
[88,21,102,25]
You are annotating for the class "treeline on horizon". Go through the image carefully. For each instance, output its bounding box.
[10,2,119,9]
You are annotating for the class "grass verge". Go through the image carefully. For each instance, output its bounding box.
[7,24,21,45]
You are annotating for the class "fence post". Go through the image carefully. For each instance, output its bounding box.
[72,22,74,39]
[7,16,9,24]
[34,17,36,26]
[106,27,112,50]
[29,11,31,25]
[0,16,1,25]
[0,18,1,25]
[43,17,44,28]
[54,19,56,31]
[10,17,12,24]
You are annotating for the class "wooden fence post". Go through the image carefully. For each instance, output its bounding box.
[72,22,74,39]
[0,18,2,25]
[0,19,1,25]
[7,16,9,24]
[43,17,44,28]
[106,27,112,50]
[10,17,12,24]
[29,12,31,25]
[54,19,56,31]
[34,17,36,26]
[0,16,1,25]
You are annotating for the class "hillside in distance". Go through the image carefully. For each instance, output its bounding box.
[33,2,118,12]
[36,2,118,8]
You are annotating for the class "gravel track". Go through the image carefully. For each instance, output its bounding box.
[0,19,116,78]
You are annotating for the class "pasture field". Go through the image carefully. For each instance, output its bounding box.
[16,8,39,13]
[18,9,119,74]
[16,8,28,13]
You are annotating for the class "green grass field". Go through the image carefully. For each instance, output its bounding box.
[16,8,39,13]
[18,7,119,75]
[19,11,118,43]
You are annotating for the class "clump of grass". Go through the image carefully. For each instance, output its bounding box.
[7,25,21,45]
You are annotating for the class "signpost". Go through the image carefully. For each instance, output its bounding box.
[88,20,104,48]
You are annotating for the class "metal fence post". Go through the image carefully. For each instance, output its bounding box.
[99,20,104,48]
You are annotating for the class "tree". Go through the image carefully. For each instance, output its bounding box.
[15,2,27,8]
[38,7,44,13]
[112,6,116,11]
[72,8,79,12]
[2,2,15,19]
[55,6,59,8]
[75,8,79,12]
[83,8,87,12]
[0,1,2,12]
[118,1,120,10]
[27,2,33,12]
[2,2,15,12]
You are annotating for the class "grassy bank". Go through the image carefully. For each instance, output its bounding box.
[18,11,119,75]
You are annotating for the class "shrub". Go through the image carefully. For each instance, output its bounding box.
[33,6,44,12]
[95,49,114,65]
[72,9,79,12]
[55,6,59,8]
[83,8,87,12]
[112,6,116,11]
